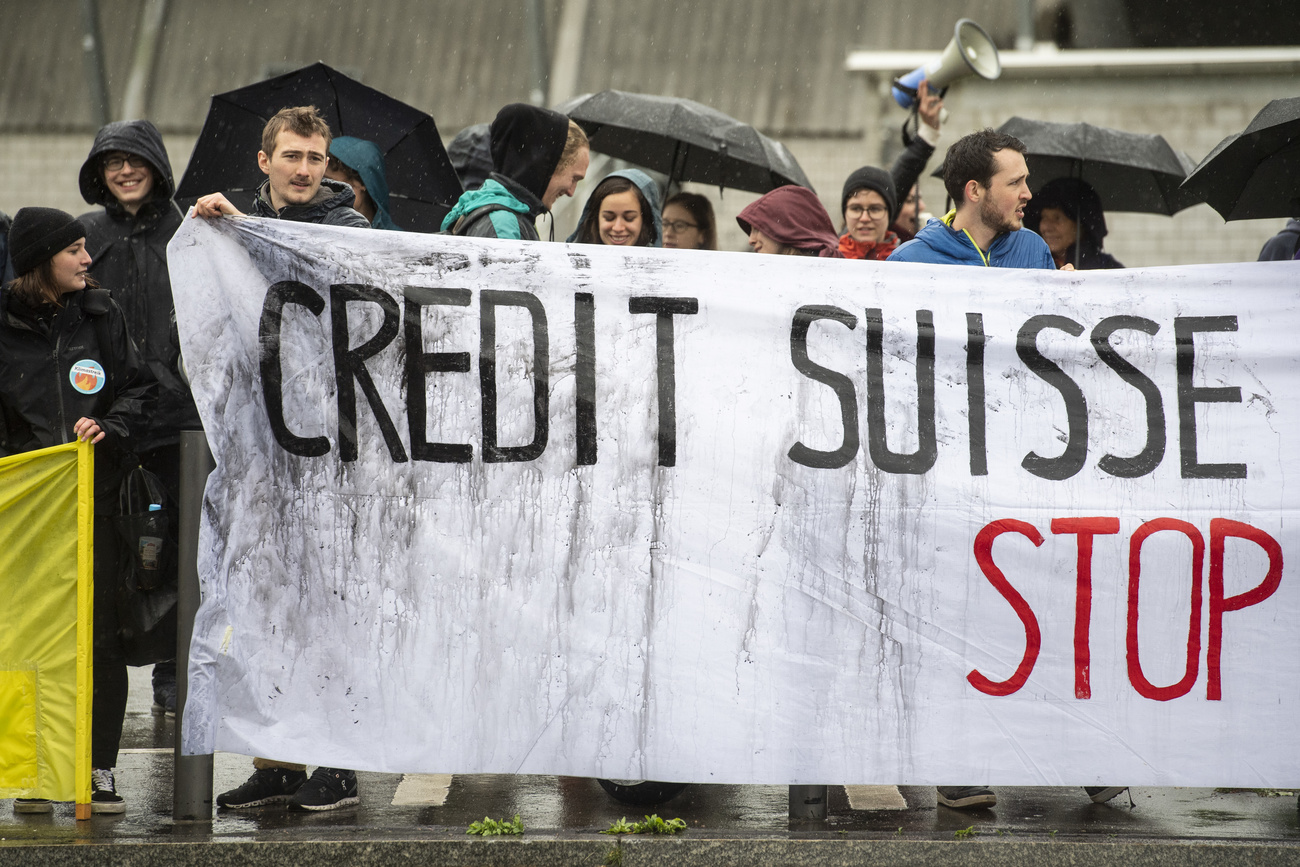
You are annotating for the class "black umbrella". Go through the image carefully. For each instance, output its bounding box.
[1181,97,1300,221]
[553,90,813,194]
[176,62,463,232]
[993,117,1198,215]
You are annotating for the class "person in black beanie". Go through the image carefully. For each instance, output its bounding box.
[838,166,900,260]
[1,206,155,815]
[442,103,590,240]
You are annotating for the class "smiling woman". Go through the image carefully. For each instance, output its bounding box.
[0,206,156,816]
[569,169,663,248]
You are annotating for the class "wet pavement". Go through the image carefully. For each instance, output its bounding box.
[2,666,1299,865]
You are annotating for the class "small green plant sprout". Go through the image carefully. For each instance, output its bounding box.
[604,845,623,867]
[954,825,978,839]
[603,817,639,835]
[895,827,904,837]
[466,814,524,836]
[1049,829,1059,837]
[602,814,688,835]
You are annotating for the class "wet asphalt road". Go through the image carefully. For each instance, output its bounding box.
[2,665,1299,849]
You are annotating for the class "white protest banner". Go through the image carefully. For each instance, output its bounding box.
[169,215,1298,786]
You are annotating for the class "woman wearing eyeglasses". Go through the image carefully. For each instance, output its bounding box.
[837,166,901,261]
[660,192,717,251]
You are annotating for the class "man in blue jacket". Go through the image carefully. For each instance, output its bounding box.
[890,130,1121,812]
[888,129,1056,270]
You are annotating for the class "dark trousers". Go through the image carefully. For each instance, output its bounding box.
[92,514,128,770]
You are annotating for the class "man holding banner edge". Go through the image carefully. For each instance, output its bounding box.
[192,105,368,812]
[889,128,1120,810]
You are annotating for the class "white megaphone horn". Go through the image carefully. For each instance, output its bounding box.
[892,19,1002,109]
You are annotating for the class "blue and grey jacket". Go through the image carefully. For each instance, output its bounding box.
[888,209,1054,269]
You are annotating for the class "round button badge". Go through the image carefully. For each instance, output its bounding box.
[70,359,107,395]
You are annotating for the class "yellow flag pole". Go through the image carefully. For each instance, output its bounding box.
[74,438,94,821]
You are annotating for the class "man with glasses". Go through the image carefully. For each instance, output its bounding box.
[77,120,199,753]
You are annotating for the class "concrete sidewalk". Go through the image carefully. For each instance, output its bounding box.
[2,667,1298,865]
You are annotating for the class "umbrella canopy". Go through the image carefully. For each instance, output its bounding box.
[988,117,1197,215]
[176,63,463,232]
[1181,97,1300,221]
[554,90,812,194]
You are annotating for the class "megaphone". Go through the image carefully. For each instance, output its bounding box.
[892,19,1001,109]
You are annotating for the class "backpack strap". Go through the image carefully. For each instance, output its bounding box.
[451,203,520,238]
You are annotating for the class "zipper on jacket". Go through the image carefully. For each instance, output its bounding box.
[941,208,990,267]
[52,328,70,444]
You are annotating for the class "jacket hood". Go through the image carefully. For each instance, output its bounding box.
[1023,177,1108,251]
[736,185,841,258]
[79,120,176,207]
[440,178,535,232]
[329,136,401,231]
[489,103,570,203]
[566,169,663,247]
[449,123,493,192]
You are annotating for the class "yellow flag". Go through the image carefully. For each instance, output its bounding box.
[0,441,93,805]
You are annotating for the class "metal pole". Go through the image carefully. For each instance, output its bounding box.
[789,784,828,821]
[173,430,214,821]
[526,0,550,107]
[79,0,111,127]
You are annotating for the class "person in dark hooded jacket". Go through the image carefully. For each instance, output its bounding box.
[1258,218,1300,261]
[441,103,590,241]
[79,119,199,718]
[1022,177,1123,270]
[2,207,155,814]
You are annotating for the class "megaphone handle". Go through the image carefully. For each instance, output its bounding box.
[939,106,950,125]
[891,78,919,102]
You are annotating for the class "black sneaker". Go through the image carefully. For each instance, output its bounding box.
[936,785,997,809]
[151,681,178,719]
[91,768,126,814]
[287,767,360,811]
[14,798,53,814]
[216,767,307,809]
[1085,786,1128,804]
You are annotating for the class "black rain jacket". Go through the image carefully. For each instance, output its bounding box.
[78,119,199,451]
[249,178,371,228]
[0,286,156,511]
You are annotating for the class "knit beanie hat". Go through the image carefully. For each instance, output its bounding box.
[489,103,571,204]
[8,207,86,277]
[840,166,898,223]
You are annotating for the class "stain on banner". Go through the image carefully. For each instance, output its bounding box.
[167,216,1299,788]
